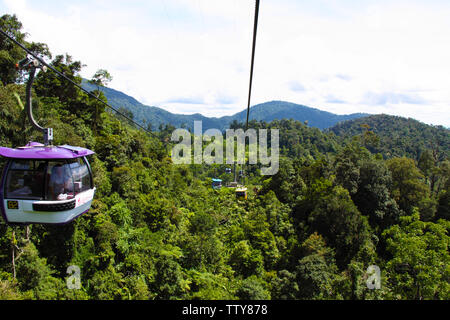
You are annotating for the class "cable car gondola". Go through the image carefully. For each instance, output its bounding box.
[0,142,96,224]
[235,187,247,201]
[212,178,222,190]
[0,57,96,225]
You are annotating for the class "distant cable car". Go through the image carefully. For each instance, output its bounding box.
[212,178,222,190]
[235,187,247,201]
[0,142,96,224]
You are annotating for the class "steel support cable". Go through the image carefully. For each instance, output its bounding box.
[242,0,260,186]
[1,0,260,155]
[245,0,260,131]
[0,28,161,141]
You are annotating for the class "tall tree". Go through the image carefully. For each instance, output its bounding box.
[353,159,401,231]
[0,14,26,85]
[306,184,371,268]
[383,212,450,299]
[386,157,429,215]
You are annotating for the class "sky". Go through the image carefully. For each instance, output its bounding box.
[1,0,450,127]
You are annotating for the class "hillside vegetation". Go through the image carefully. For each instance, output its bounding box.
[329,114,450,161]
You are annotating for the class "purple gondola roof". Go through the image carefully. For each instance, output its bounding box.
[0,142,94,159]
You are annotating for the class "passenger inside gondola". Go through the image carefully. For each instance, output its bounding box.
[9,174,33,197]
[6,160,44,199]
[48,164,73,200]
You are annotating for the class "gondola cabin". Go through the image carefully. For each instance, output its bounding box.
[235,187,247,200]
[0,142,96,224]
[212,178,222,190]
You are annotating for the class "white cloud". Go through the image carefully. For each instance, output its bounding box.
[1,0,449,127]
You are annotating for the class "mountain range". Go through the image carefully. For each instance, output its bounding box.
[329,114,450,160]
[82,81,369,131]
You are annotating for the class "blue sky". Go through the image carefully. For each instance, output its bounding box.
[1,0,449,127]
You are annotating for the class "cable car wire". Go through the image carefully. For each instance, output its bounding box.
[245,0,260,131]
[240,0,260,188]
[0,28,159,140]
[0,0,260,147]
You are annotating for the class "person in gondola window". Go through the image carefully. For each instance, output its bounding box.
[48,164,72,200]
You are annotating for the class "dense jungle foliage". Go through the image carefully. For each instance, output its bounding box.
[0,14,449,300]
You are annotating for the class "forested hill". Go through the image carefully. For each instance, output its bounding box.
[329,114,450,161]
[82,81,368,131]
[81,80,225,132]
[224,101,368,130]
